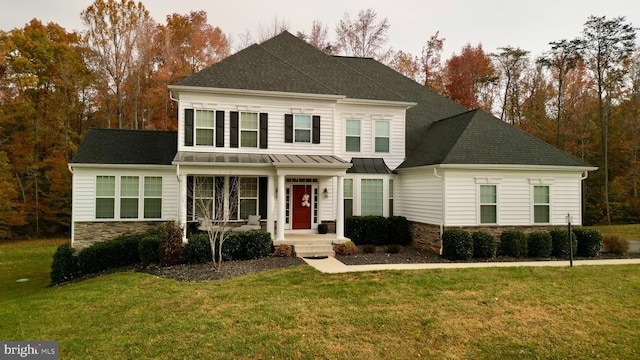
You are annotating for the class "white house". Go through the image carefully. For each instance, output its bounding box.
[69,32,596,254]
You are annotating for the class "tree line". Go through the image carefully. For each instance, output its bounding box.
[0,0,637,238]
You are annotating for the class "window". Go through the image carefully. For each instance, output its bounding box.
[239,177,258,219]
[294,114,311,142]
[96,176,115,219]
[389,179,394,216]
[361,179,383,216]
[344,178,353,218]
[240,112,258,147]
[534,186,550,223]
[120,176,139,219]
[144,177,162,218]
[195,109,215,146]
[375,121,390,152]
[479,185,497,224]
[194,177,215,220]
[345,119,360,152]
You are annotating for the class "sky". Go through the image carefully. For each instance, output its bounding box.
[2,0,640,59]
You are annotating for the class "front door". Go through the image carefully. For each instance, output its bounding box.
[292,185,312,229]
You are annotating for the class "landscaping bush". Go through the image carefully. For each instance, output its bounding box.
[362,244,376,253]
[222,231,272,261]
[527,231,552,258]
[183,233,212,264]
[472,231,496,258]
[50,244,78,284]
[159,221,183,266]
[385,244,402,254]
[345,216,412,246]
[387,216,412,246]
[550,229,577,258]
[442,229,473,260]
[273,244,294,257]
[603,235,628,255]
[499,230,528,258]
[334,241,358,255]
[78,233,144,274]
[138,234,161,266]
[573,228,603,257]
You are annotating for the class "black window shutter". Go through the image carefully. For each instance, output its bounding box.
[258,177,267,219]
[259,113,268,149]
[186,176,194,221]
[230,111,239,148]
[284,114,293,143]
[215,111,225,147]
[312,115,321,144]
[185,109,194,146]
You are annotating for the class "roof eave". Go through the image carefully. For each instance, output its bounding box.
[69,163,175,169]
[396,163,598,172]
[338,98,417,109]
[168,85,346,101]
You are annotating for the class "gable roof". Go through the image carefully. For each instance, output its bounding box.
[175,32,407,102]
[398,109,592,169]
[71,128,177,165]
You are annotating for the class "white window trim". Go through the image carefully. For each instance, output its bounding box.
[238,177,259,220]
[95,175,116,219]
[143,176,163,219]
[477,184,499,225]
[194,109,215,146]
[120,176,140,219]
[345,118,361,152]
[95,175,164,221]
[532,185,551,225]
[348,175,393,217]
[374,120,390,153]
[294,114,312,143]
[240,111,259,148]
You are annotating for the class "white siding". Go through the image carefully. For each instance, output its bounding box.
[396,168,443,224]
[442,168,584,226]
[72,166,178,222]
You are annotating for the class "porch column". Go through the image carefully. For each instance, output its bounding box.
[178,175,188,243]
[276,174,285,241]
[336,175,345,239]
[267,176,275,239]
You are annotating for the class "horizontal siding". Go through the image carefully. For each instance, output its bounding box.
[397,169,443,224]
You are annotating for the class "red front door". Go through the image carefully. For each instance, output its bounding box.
[292,185,312,229]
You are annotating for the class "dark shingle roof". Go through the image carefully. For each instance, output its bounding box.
[175,32,407,102]
[398,109,592,169]
[71,128,177,165]
[347,158,393,174]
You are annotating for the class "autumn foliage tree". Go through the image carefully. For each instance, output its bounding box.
[444,43,498,110]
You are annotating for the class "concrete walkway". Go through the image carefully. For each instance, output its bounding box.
[302,256,640,274]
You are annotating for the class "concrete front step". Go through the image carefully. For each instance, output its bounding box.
[294,244,335,258]
[274,234,345,258]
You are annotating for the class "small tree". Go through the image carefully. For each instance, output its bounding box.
[192,176,240,270]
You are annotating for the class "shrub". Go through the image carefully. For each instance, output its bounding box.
[527,231,552,258]
[385,244,401,254]
[362,244,376,253]
[603,235,629,255]
[50,244,78,284]
[345,216,412,246]
[573,228,603,257]
[159,221,183,266]
[183,234,212,264]
[334,241,358,255]
[499,230,528,258]
[472,231,496,258]
[550,229,577,258]
[138,235,161,266]
[387,216,412,246]
[273,244,294,257]
[222,231,272,261]
[442,229,473,260]
[77,233,144,274]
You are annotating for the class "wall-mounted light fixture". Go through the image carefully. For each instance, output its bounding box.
[323,187,329,199]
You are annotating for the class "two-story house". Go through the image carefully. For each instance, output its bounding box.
[69,32,596,254]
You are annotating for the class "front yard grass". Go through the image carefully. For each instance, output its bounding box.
[1,239,639,359]
[587,223,640,239]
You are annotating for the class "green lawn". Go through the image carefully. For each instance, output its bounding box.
[1,239,640,359]
[587,223,640,239]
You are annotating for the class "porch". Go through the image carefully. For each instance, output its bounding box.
[276,233,350,258]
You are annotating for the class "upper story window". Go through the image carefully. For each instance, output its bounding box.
[479,184,497,224]
[240,112,258,148]
[195,109,215,146]
[375,121,390,153]
[533,186,550,223]
[345,119,361,152]
[294,114,312,143]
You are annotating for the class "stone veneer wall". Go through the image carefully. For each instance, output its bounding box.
[410,221,568,254]
[74,221,164,249]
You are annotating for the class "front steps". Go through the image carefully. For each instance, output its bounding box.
[275,234,349,258]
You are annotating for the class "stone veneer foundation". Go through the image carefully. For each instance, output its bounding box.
[73,221,164,249]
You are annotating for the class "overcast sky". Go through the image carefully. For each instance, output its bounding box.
[2,0,640,59]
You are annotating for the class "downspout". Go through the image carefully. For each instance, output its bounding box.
[433,167,445,255]
[581,171,589,180]
[68,164,74,247]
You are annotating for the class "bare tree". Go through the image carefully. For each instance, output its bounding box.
[335,8,391,61]
[257,16,289,42]
[492,46,529,124]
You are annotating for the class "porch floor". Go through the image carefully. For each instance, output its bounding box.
[274,234,349,258]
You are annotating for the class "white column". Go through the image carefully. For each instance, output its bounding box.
[276,174,285,241]
[223,175,230,221]
[178,175,188,243]
[267,176,275,239]
[336,175,345,239]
